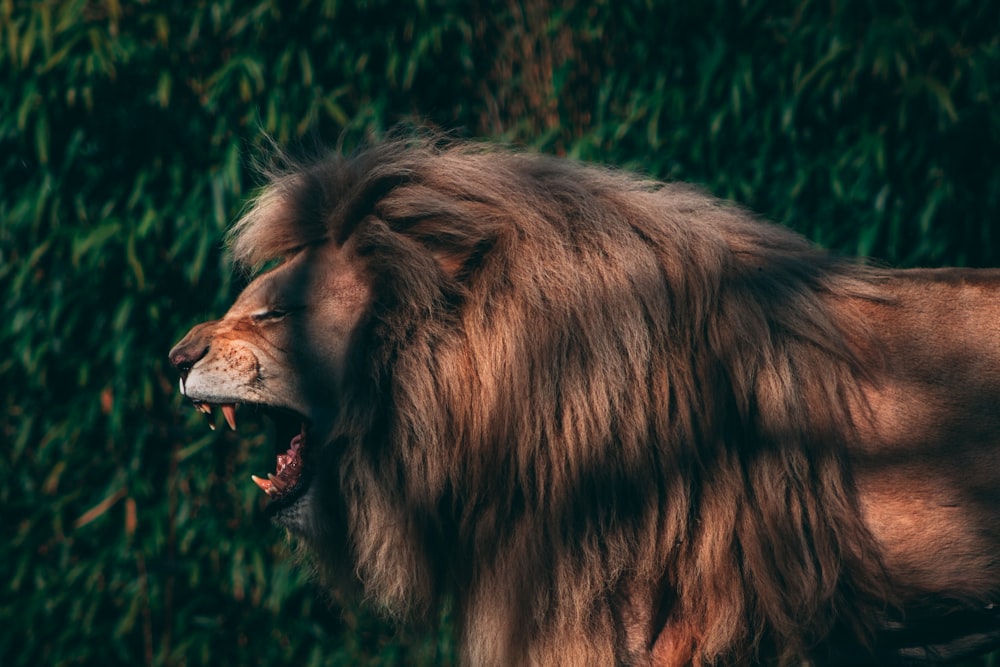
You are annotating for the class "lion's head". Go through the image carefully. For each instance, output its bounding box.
[168,239,370,506]
[170,139,1000,666]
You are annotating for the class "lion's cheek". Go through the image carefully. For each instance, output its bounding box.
[223,344,262,379]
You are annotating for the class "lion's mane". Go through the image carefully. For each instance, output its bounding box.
[229,139,894,665]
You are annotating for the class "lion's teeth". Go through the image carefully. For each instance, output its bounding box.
[193,402,216,429]
[221,403,237,430]
[267,473,286,491]
[251,474,274,495]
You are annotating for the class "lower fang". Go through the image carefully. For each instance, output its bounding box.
[251,474,274,495]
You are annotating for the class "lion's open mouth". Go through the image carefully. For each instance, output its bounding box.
[191,401,310,505]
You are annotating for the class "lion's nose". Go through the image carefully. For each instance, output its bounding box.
[169,339,209,380]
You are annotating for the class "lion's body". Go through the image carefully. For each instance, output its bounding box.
[170,140,1000,665]
[851,271,1000,603]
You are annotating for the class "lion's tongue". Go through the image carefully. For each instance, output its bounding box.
[251,433,304,497]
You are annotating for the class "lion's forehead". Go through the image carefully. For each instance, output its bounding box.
[236,266,295,308]
[237,246,342,305]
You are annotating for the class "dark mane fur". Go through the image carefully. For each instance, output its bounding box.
[230,139,894,665]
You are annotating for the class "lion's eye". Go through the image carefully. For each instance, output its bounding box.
[252,309,287,322]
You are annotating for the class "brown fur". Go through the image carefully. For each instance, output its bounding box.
[173,139,1000,665]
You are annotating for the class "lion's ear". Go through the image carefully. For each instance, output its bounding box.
[396,218,497,284]
[428,236,498,285]
[434,251,467,280]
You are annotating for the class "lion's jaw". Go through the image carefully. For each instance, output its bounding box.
[169,241,371,512]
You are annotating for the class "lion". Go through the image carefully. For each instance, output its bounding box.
[169,138,1000,666]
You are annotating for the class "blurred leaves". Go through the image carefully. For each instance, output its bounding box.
[1,0,998,665]
[572,0,1000,265]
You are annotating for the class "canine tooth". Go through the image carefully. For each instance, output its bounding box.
[198,403,216,429]
[221,404,237,430]
[267,473,286,491]
[251,474,275,495]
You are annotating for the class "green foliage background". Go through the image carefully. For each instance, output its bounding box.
[2,1,998,665]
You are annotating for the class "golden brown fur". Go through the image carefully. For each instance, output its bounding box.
[171,139,1000,665]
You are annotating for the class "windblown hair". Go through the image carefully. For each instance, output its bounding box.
[230,138,894,665]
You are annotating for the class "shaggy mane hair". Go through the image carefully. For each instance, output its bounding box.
[228,139,894,665]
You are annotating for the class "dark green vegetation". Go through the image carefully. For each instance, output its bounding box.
[2,1,998,665]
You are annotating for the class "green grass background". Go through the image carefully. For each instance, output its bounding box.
[2,1,999,664]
